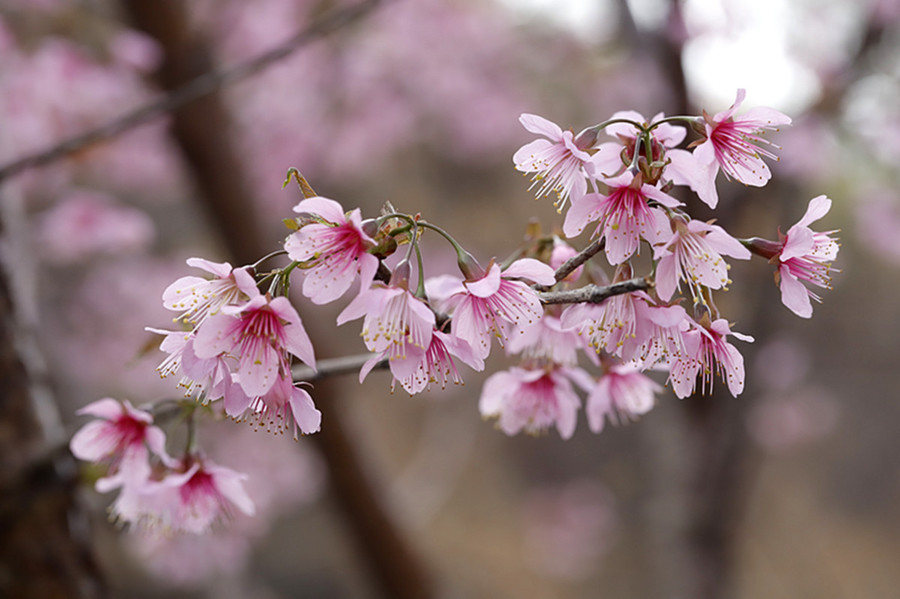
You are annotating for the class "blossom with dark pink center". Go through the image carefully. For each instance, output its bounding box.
[561,288,656,360]
[193,293,315,398]
[563,171,679,264]
[691,89,791,208]
[70,398,171,488]
[586,363,662,433]
[286,196,378,305]
[449,258,556,359]
[513,113,598,211]
[162,258,258,326]
[653,217,751,302]
[668,316,753,398]
[480,366,588,439]
[143,457,255,534]
[748,195,839,318]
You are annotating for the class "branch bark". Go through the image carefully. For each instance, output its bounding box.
[0,0,383,184]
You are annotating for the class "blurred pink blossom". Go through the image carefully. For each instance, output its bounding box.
[35,189,155,264]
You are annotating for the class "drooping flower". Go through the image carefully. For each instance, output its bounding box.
[563,171,679,264]
[480,366,588,440]
[224,373,322,437]
[668,316,753,398]
[513,113,598,211]
[162,258,258,326]
[747,195,839,318]
[338,280,436,357]
[70,398,171,488]
[690,89,792,208]
[507,314,587,368]
[141,456,255,534]
[653,216,751,302]
[360,329,484,395]
[449,258,556,359]
[586,363,662,433]
[285,196,379,305]
[193,293,316,398]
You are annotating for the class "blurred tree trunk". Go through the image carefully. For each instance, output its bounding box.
[0,218,105,599]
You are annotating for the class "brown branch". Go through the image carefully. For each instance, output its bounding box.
[0,0,383,184]
[538,277,651,305]
[292,353,386,382]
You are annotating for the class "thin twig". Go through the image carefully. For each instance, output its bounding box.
[538,277,651,305]
[0,0,383,183]
[292,353,386,382]
[552,238,606,284]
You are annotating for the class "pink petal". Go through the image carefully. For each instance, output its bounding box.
[289,388,322,435]
[794,195,832,229]
[192,313,237,359]
[465,264,502,298]
[292,196,346,223]
[519,113,563,140]
[779,266,813,318]
[502,258,556,285]
[186,257,233,278]
[75,397,124,420]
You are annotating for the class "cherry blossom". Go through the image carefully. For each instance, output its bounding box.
[513,113,598,211]
[747,195,840,318]
[193,293,316,398]
[653,217,751,302]
[668,316,754,398]
[448,258,556,359]
[563,171,679,264]
[585,363,662,433]
[286,196,379,305]
[690,89,791,208]
[360,329,483,395]
[162,258,258,326]
[480,366,588,439]
[70,398,171,488]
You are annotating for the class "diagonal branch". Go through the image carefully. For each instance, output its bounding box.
[0,0,383,184]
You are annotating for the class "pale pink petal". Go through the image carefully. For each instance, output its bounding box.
[75,397,125,420]
[289,388,322,435]
[502,258,556,285]
[519,113,563,140]
[465,264,502,298]
[779,266,813,318]
[292,196,346,222]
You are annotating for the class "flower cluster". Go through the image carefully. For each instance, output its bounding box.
[71,90,840,532]
[70,399,254,533]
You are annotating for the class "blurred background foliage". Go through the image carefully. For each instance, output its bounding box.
[1,0,898,597]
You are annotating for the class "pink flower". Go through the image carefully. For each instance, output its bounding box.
[668,317,753,398]
[561,288,656,360]
[563,171,679,264]
[507,314,587,368]
[449,258,556,359]
[361,329,483,394]
[338,282,436,357]
[691,89,792,208]
[586,363,662,433]
[162,258,258,326]
[224,372,322,437]
[145,457,255,534]
[70,398,171,487]
[480,366,587,439]
[193,293,315,398]
[771,196,839,318]
[285,196,379,305]
[513,113,597,211]
[653,217,751,301]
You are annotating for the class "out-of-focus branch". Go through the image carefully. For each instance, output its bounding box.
[0,0,382,184]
